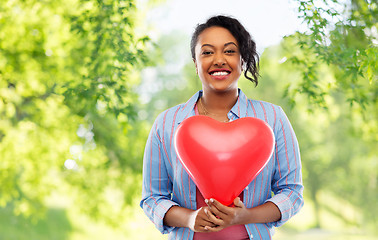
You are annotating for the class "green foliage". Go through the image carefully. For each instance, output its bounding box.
[63,0,150,118]
[137,30,200,121]
[0,0,150,224]
[0,205,72,240]
[288,0,377,109]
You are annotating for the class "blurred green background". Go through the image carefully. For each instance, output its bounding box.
[0,0,377,239]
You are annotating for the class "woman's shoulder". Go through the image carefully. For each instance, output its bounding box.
[152,91,200,131]
[153,102,188,125]
[247,99,281,111]
[244,98,291,126]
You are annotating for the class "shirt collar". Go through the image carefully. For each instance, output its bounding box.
[230,88,249,119]
[177,88,249,124]
[176,90,202,124]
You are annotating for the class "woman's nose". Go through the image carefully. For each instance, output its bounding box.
[213,53,226,66]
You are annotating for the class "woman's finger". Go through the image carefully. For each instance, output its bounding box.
[198,208,219,227]
[207,198,229,216]
[204,225,224,232]
[204,208,223,225]
[233,197,245,208]
[206,203,225,220]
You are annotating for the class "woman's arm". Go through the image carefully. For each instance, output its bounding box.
[266,106,304,227]
[140,118,180,234]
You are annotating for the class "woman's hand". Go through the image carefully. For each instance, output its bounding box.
[188,206,218,232]
[204,197,251,232]
[163,199,281,232]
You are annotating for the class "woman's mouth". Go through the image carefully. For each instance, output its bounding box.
[211,71,229,76]
[209,69,231,79]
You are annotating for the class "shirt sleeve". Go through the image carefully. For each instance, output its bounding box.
[140,118,179,234]
[266,106,304,227]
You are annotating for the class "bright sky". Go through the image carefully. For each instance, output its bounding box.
[145,0,307,53]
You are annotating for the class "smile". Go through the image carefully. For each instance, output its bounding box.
[209,69,231,76]
[210,71,230,76]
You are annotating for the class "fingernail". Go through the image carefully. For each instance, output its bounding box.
[205,199,209,204]
[210,198,214,203]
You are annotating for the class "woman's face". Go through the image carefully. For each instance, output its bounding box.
[194,26,242,94]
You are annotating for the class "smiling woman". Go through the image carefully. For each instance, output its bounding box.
[194,27,241,97]
[140,15,304,240]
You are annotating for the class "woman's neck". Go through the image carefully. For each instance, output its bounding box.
[199,89,238,120]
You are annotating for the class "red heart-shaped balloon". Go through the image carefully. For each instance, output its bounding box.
[174,115,274,206]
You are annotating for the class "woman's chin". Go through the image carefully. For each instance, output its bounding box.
[207,83,238,93]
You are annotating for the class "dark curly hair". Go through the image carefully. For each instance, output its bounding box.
[190,15,260,86]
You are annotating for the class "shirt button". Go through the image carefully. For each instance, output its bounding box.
[250,234,254,239]
[228,113,233,118]
[245,186,249,190]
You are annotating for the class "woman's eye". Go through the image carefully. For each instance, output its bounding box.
[202,51,213,55]
[225,50,236,54]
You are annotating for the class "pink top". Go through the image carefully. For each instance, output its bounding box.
[193,103,249,240]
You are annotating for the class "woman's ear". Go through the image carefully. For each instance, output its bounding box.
[193,58,198,75]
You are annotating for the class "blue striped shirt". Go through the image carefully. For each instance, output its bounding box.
[140,89,304,240]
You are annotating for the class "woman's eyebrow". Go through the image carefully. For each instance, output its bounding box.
[224,42,238,47]
[201,42,238,48]
[201,44,214,48]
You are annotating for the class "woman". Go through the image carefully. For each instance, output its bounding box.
[140,15,303,240]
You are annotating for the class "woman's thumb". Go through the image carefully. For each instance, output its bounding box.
[234,197,244,207]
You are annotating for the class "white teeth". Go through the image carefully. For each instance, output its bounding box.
[211,71,229,76]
